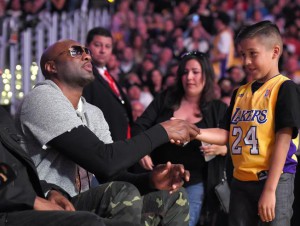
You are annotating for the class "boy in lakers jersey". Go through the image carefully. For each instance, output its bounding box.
[195,21,300,226]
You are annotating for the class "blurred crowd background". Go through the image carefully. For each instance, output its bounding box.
[0,1,300,225]
[0,0,299,116]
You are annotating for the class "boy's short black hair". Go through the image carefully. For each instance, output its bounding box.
[235,20,283,54]
[86,27,113,45]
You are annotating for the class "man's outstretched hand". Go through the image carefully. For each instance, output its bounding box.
[150,162,190,194]
[160,119,199,145]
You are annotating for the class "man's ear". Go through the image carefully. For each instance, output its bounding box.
[45,61,57,74]
[273,45,281,59]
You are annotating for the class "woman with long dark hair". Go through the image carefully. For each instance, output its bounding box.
[132,51,229,226]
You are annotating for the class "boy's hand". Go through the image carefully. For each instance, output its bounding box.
[139,155,154,170]
[200,144,227,156]
[258,189,276,222]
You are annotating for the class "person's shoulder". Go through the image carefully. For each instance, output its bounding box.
[281,78,299,88]
[210,99,228,108]
[20,82,53,108]
[278,79,300,97]
[206,99,228,114]
[26,80,59,99]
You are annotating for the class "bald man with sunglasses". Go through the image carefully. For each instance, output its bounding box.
[15,39,199,226]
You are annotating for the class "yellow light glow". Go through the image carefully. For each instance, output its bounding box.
[7,92,12,98]
[4,84,10,91]
[16,65,22,70]
[2,91,7,97]
[16,74,22,79]
[16,84,22,90]
[3,99,9,105]
[4,69,10,74]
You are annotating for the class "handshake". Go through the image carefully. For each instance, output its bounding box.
[160,118,200,145]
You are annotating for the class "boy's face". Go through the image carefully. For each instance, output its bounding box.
[237,37,279,83]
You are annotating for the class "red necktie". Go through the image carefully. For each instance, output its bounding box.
[103,70,131,139]
[104,70,120,97]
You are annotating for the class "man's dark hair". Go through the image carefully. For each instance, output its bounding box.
[235,20,283,53]
[86,27,113,45]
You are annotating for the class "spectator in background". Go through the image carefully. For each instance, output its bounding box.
[283,22,300,56]
[23,0,46,15]
[106,53,123,83]
[163,74,177,90]
[173,36,188,61]
[134,0,148,18]
[130,33,147,64]
[135,16,149,41]
[282,55,300,84]
[111,0,134,42]
[114,39,127,60]
[83,27,133,141]
[119,46,138,76]
[136,55,156,85]
[6,0,22,17]
[246,0,269,20]
[147,69,164,98]
[131,100,145,121]
[226,65,247,88]
[49,0,66,13]
[230,2,247,36]
[183,25,210,53]
[124,72,142,86]
[157,47,174,75]
[161,17,176,47]
[148,40,162,63]
[0,0,5,18]
[211,11,235,80]
[126,83,153,109]
[132,51,228,226]
[218,77,234,98]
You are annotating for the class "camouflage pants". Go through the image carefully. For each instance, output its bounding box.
[73,182,189,226]
[3,182,141,226]
[4,182,188,226]
[71,181,143,226]
[142,187,190,226]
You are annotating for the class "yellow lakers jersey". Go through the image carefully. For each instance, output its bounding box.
[229,75,297,181]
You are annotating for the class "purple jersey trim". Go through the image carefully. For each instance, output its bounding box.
[283,140,298,174]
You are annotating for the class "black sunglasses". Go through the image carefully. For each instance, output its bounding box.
[180,51,206,59]
[55,45,92,59]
